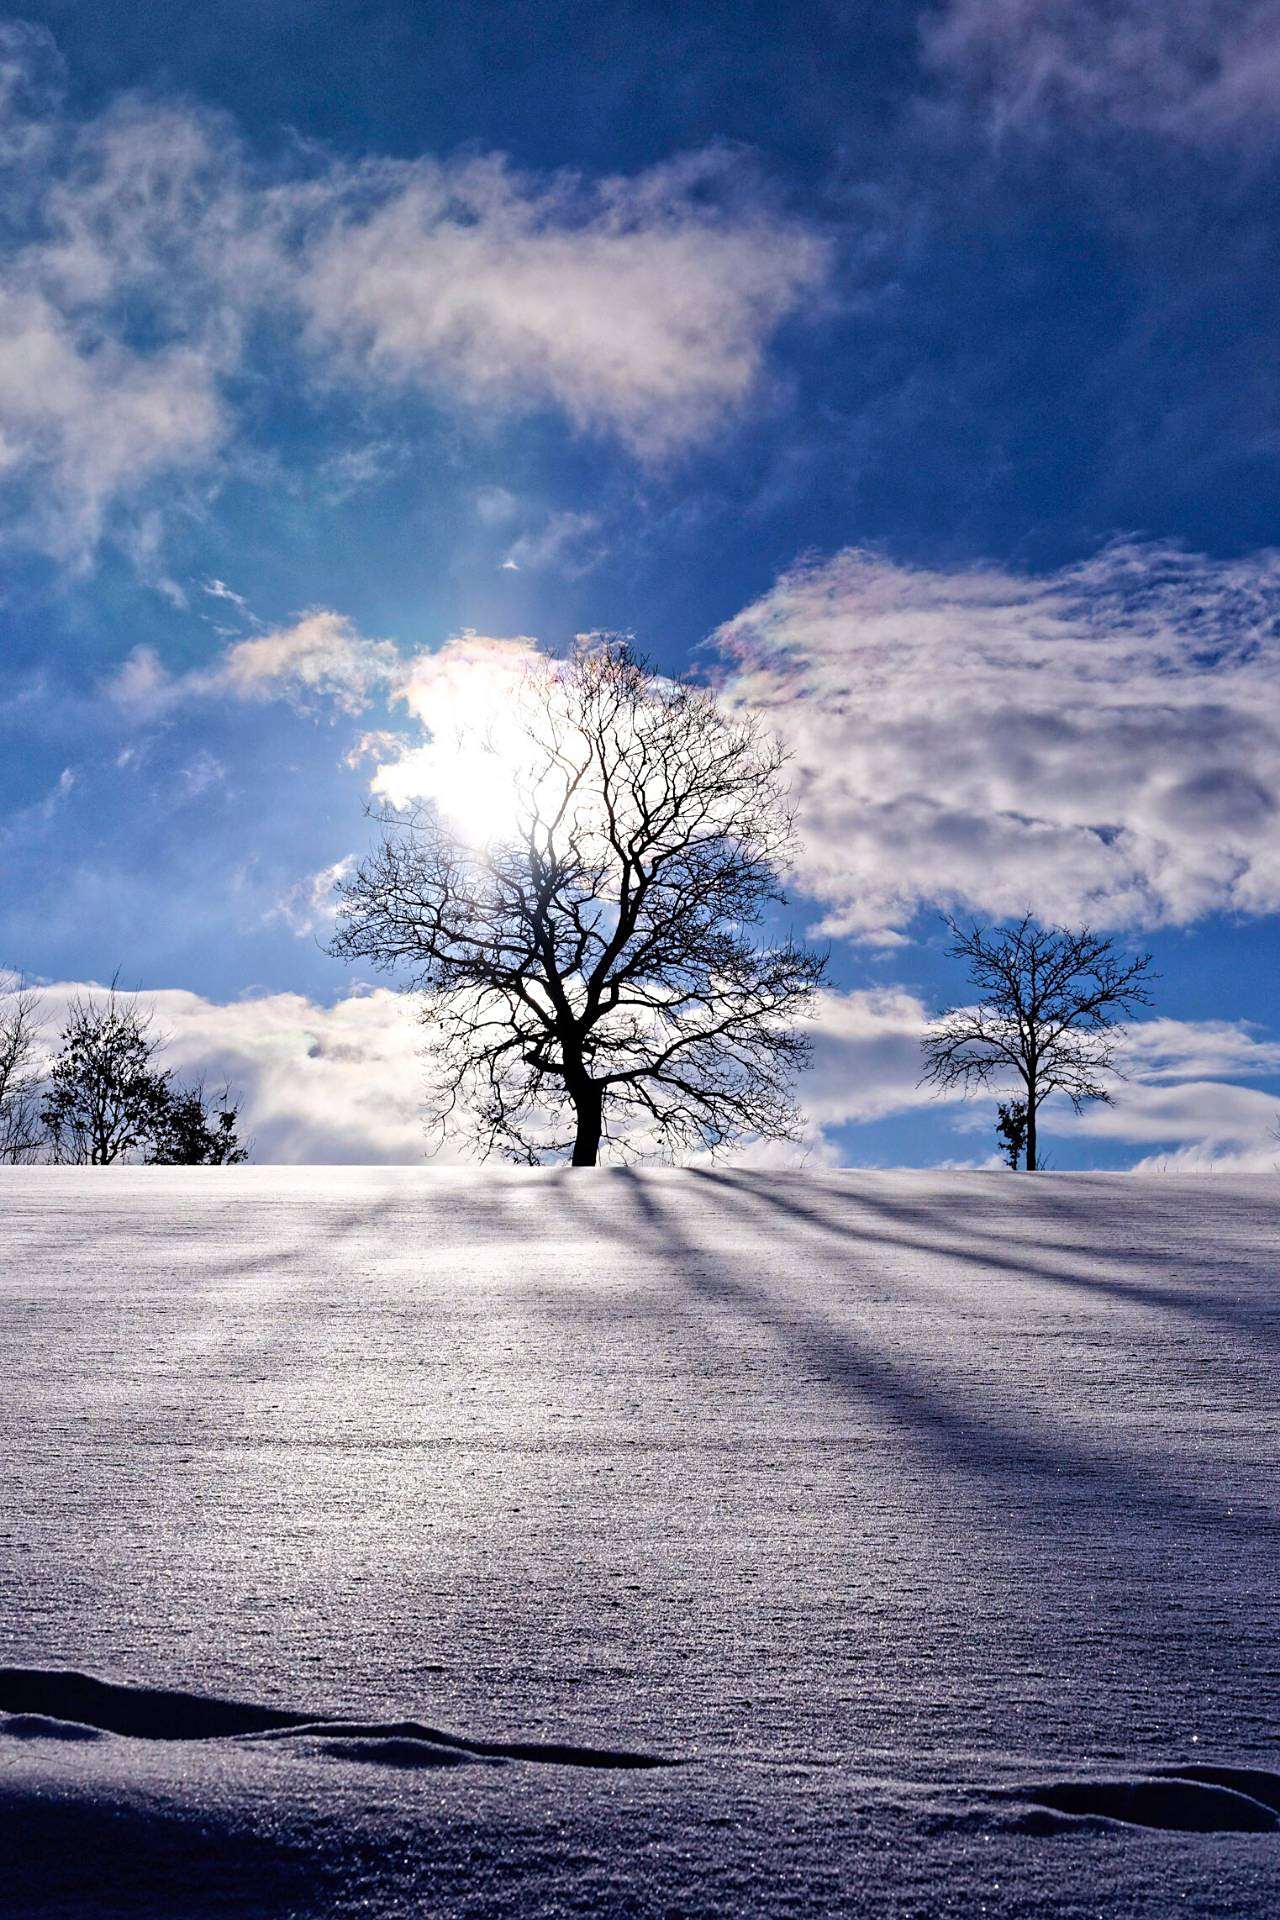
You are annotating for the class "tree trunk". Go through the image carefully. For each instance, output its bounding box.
[1025,1094,1037,1172]
[570,1080,603,1166]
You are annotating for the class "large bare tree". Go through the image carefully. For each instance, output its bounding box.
[920,915,1155,1170]
[332,642,827,1164]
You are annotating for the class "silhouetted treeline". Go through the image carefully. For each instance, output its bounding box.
[0,976,248,1166]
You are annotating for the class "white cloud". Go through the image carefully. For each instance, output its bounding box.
[1115,1014,1280,1082]
[107,611,401,718]
[159,986,438,1164]
[1130,1140,1279,1173]
[344,728,405,769]
[0,73,245,559]
[36,767,76,819]
[1073,1078,1278,1162]
[118,508,189,606]
[921,0,1280,150]
[315,439,405,504]
[35,980,436,1164]
[27,978,934,1166]
[106,644,176,715]
[474,485,518,526]
[177,748,226,801]
[0,288,224,560]
[203,577,254,617]
[801,986,937,1126]
[0,20,62,165]
[216,612,400,713]
[717,540,1280,939]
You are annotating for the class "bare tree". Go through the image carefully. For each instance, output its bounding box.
[0,974,44,1164]
[332,642,827,1164]
[921,915,1155,1170]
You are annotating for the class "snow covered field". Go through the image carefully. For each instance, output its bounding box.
[1,1167,1278,1917]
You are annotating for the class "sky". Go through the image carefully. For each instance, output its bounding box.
[1,0,1279,1168]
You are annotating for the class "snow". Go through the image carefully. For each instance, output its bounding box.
[1,1166,1278,1916]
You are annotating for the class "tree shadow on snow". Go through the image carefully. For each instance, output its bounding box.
[539,1169,1274,1540]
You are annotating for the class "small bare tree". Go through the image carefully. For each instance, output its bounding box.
[921,915,1155,1170]
[332,642,827,1164]
[0,974,44,1164]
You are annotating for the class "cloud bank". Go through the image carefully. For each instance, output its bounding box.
[26,978,1278,1170]
[716,540,1280,938]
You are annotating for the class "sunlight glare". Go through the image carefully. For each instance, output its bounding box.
[370,633,543,845]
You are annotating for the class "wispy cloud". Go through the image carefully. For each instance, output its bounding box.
[104,533,1280,954]
[216,613,400,713]
[202,577,255,618]
[177,748,226,801]
[0,289,225,562]
[501,509,602,575]
[298,151,829,462]
[0,30,828,562]
[1115,1015,1280,1082]
[474,485,518,526]
[39,766,75,818]
[921,0,1280,151]
[269,856,355,938]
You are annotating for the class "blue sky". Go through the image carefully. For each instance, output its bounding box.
[2,0,1279,1166]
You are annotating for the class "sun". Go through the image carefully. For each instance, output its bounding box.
[369,635,544,846]
[425,732,524,847]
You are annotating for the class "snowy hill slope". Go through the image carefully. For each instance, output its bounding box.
[1,1167,1277,1916]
